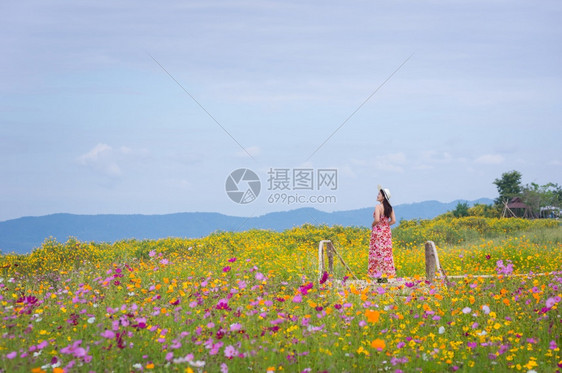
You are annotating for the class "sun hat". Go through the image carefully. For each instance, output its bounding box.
[377,185,391,201]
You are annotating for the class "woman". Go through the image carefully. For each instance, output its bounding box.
[368,185,397,282]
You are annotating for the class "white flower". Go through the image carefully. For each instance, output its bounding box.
[438,326,445,334]
[482,305,490,314]
[189,360,205,368]
[462,307,471,314]
[87,317,96,324]
[132,363,143,370]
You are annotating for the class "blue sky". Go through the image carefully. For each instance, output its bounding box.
[1,0,561,221]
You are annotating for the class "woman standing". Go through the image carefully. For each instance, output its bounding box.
[368,185,397,282]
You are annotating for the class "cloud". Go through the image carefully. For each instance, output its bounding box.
[412,151,469,170]
[77,143,121,177]
[77,143,147,178]
[474,154,504,165]
[373,153,407,172]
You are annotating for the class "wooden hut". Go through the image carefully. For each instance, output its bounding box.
[502,197,536,218]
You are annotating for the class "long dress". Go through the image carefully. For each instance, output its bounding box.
[368,209,396,278]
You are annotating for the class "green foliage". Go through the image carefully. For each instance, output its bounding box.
[452,201,469,217]
[521,182,562,218]
[493,170,522,206]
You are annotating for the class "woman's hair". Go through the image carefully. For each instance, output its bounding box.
[381,190,393,218]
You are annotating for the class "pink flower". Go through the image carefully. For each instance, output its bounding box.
[6,351,17,359]
[255,272,265,281]
[495,260,513,275]
[292,294,303,303]
[224,345,238,358]
[546,296,560,308]
[101,330,115,339]
[149,250,156,257]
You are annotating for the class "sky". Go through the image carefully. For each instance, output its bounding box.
[1,0,561,222]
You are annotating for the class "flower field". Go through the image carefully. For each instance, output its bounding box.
[0,217,560,372]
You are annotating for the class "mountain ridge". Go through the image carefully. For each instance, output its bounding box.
[0,198,493,254]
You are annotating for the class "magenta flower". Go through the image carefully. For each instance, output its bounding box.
[223,266,231,272]
[228,257,237,262]
[299,282,314,295]
[215,299,231,311]
[319,271,329,284]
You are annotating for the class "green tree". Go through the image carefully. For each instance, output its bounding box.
[452,201,469,217]
[521,182,562,218]
[493,170,522,207]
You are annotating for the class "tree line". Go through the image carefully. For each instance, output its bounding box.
[448,170,562,219]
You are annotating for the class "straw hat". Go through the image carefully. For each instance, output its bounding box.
[377,185,391,201]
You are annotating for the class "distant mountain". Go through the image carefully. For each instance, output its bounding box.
[0,198,493,255]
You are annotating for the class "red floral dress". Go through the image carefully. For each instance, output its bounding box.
[368,209,396,278]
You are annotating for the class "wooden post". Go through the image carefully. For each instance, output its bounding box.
[318,240,334,281]
[425,241,440,281]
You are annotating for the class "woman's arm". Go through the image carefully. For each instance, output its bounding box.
[389,209,396,225]
[373,205,381,226]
